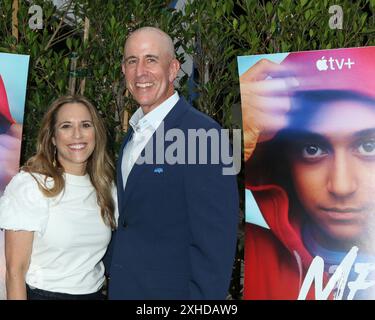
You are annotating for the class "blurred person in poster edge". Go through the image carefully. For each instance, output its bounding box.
[0,74,22,194]
[0,70,23,301]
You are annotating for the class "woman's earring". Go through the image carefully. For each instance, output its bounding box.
[53,146,57,167]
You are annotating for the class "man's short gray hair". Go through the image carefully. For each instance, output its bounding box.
[124,26,176,59]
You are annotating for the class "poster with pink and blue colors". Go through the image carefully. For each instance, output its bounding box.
[0,52,30,299]
[239,46,375,300]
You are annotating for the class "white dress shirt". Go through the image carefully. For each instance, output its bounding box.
[121,92,179,189]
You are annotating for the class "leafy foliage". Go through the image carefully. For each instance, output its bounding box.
[0,0,187,160]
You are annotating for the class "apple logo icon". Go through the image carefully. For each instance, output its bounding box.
[316,57,329,71]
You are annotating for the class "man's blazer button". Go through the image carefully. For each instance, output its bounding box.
[123,221,128,228]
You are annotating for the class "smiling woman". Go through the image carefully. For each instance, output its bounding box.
[0,95,118,300]
[52,102,96,176]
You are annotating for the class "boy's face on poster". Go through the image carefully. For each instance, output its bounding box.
[288,100,375,250]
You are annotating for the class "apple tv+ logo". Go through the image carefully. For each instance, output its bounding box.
[316,56,355,71]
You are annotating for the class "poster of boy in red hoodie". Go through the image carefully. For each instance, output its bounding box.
[0,52,30,299]
[239,46,375,300]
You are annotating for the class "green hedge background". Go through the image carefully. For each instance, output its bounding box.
[1,0,375,299]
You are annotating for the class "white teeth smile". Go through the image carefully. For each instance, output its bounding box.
[136,82,153,88]
[69,144,86,150]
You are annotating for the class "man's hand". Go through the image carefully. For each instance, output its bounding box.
[240,59,299,162]
[0,123,22,192]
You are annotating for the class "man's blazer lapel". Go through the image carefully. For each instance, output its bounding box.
[116,127,133,211]
[119,97,191,214]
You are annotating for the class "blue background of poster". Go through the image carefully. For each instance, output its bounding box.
[237,53,289,77]
[0,53,30,123]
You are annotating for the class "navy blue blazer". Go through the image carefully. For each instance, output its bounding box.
[107,97,239,300]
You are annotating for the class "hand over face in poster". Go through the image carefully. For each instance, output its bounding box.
[0,123,22,193]
[239,58,299,161]
[239,47,375,300]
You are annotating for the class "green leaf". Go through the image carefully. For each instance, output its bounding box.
[64,57,69,69]
[57,79,65,92]
[110,16,116,29]
[361,28,375,34]
[304,9,311,20]
[270,21,276,33]
[360,13,367,27]
[67,38,72,50]
[281,42,290,52]
[239,22,247,35]
[232,18,238,30]
[266,2,273,15]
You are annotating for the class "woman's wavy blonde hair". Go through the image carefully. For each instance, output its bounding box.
[23,95,116,229]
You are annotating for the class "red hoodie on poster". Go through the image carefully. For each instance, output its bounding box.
[0,76,14,124]
[238,46,375,300]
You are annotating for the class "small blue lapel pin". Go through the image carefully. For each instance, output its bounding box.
[154,167,163,174]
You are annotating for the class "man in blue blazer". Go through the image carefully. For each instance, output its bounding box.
[107,26,239,300]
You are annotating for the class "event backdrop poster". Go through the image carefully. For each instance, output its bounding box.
[239,46,375,300]
[0,52,30,300]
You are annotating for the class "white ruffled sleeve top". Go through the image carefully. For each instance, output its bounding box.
[0,171,117,295]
